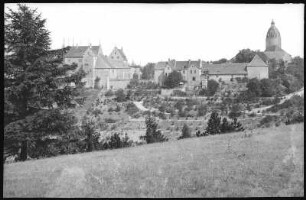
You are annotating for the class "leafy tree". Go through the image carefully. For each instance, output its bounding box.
[115,89,126,102]
[141,115,168,143]
[220,117,231,133]
[4,4,86,160]
[163,71,183,89]
[205,111,221,135]
[132,72,139,80]
[260,78,275,97]
[228,104,242,119]
[246,78,262,97]
[197,104,207,117]
[233,49,266,63]
[207,79,219,96]
[141,63,155,80]
[230,118,244,132]
[212,58,228,64]
[94,77,100,89]
[178,124,191,139]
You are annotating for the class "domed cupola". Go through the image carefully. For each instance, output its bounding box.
[265,20,282,51]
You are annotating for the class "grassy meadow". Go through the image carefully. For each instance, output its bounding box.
[3,123,304,197]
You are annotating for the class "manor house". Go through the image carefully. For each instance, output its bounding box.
[64,45,133,89]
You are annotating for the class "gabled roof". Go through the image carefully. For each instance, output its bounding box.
[107,59,130,69]
[90,46,100,56]
[155,61,168,70]
[117,48,127,61]
[202,63,248,75]
[95,55,114,69]
[247,54,268,67]
[64,46,89,58]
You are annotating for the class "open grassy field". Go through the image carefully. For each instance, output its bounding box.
[3,123,304,197]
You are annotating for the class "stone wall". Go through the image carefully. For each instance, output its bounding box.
[247,67,269,79]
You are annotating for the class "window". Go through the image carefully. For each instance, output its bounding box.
[193,77,196,81]
[194,70,196,73]
[78,59,82,62]
[183,71,185,74]
[117,56,119,59]
[190,70,192,74]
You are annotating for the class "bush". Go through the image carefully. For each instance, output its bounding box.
[115,89,126,102]
[104,118,117,123]
[173,90,187,97]
[140,115,168,143]
[105,90,114,97]
[104,133,132,149]
[126,102,139,116]
[197,104,207,117]
[205,111,221,135]
[178,124,191,139]
[228,104,241,119]
[285,112,304,125]
[259,115,278,127]
[92,109,102,116]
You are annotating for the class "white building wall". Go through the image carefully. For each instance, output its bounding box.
[247,67,269,79]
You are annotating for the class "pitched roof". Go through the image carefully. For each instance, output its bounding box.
[107,59,130,69]
[90,46,100,56]
[155,61,168,70]
[95,55,114,69]
[264,49,292,61]
[202,63,248,75]
[64,46,89,58]
[117,48,127,61]
[247,54,268,67]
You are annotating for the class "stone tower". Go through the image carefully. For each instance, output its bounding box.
[265,20,281,51]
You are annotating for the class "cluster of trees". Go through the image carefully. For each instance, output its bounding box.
[178,111,244,140]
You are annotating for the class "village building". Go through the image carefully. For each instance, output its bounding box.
[64,45,132,89]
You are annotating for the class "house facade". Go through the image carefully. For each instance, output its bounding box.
[154,55,268,90]
[64,45,132,89]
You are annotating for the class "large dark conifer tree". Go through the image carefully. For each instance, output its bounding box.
[4,4,86,160]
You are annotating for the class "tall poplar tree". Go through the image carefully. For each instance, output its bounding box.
[4,4,86,160]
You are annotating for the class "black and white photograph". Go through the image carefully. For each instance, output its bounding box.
[3,2,304,198]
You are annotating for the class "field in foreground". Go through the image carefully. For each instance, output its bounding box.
[3,123,304,197]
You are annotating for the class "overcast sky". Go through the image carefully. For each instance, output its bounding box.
[5,3,304,65]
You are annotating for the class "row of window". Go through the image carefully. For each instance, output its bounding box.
[182,69,198,74]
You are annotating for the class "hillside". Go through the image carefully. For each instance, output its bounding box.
[3,123,304,197]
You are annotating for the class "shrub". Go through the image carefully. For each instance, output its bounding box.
[228,104,242,119]
[259,115,278,127]
[104,133,132,149]
[285,112,304,125]
[105,89,114,97]
[197,104,207,117]
[115,89,126,102]
[173,90,187,96]
[104,118,117,123]
[140,115,168,143]
[205,111,221,135]
[92,109,102,116]
[178,124,191,139]
[126,102,139,116]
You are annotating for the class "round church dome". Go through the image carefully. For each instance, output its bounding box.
[266,20,281,38]
[265,20,281,51]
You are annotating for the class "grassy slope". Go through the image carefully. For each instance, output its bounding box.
[3,123,304,197]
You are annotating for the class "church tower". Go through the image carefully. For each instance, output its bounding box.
[265,20,282,51]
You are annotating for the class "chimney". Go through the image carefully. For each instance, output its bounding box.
[199,59,202,68]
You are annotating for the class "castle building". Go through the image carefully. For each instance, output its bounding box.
[264,20,292,63]
[64,45,132,89]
